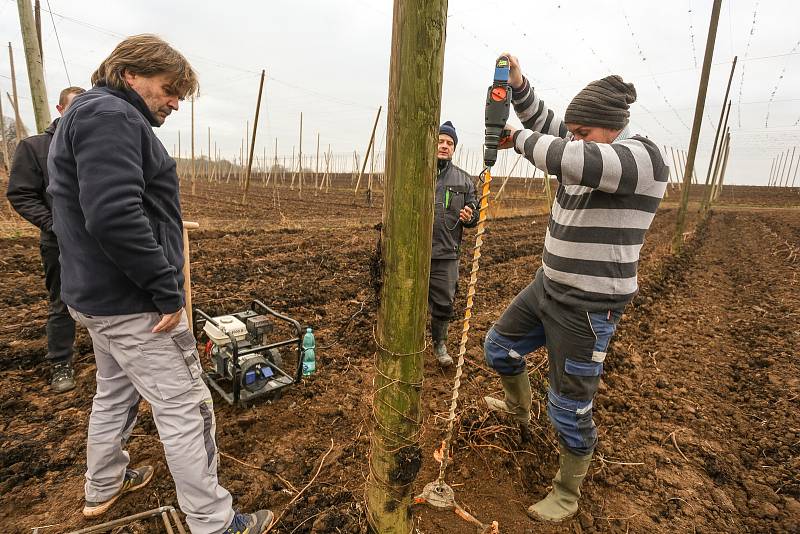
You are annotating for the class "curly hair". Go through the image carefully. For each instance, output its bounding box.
[91,34,199,99]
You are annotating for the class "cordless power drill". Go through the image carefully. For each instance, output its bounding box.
[483,56,513,168]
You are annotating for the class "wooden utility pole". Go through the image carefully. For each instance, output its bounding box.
[8,44,24,143]
[673,0,722,253]
[191,97,196,194]
[34,0,42,58]
[207,127,211,180]
[242,69,265,204]
[354,106,382,198]
[702,100,731,212]
[17,0,51,133]
[702,57,737,193]
[365,0,447,532]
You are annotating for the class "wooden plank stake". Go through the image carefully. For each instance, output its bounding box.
[181,221,200,329]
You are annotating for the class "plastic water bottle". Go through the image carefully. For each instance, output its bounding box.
[302,327,316,376]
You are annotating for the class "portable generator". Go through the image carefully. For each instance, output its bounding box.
[194,299,304,406]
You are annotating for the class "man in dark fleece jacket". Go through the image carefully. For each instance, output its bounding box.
[7,86,84,393]
[47,35,272,534]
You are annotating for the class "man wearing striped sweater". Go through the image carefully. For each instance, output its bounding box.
[483,54,668,522]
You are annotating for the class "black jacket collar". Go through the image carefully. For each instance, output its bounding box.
[94,81,161,127]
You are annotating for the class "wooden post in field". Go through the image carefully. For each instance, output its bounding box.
[774,153,782,187]
[493,153,523,201]
[191,97,196,194]
[782,147,796,188]
[0,91,9,172]
[542,171,553,212]
[33,0,42,58]
[673,0,721,254]
[354,106,382,199]
[181,221,200,329]
[365,1,447,532]
[705,125,729,208]
[712,131,731,201]
[777,150,788,187]
[767,157,776,187]
[791,150,800,188]
[702,100,730,212]
[207,127,211,180]
[17,0,51,133]
[702,57,737,193]
[8,43,25,144]
[289,146,296,190]
[242,69,265,204]
[298,113,303,198]
[314,132,320,196]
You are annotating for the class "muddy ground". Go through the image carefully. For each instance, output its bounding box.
[1,178,798,533]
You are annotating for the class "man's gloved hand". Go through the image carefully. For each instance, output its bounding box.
[499,124,518,150]
[499,52,524,90]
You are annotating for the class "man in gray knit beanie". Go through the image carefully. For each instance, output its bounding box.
[483,54,668,524]
[564,75,637,131]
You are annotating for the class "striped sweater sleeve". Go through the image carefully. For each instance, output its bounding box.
[513,129,669,196]
[512,77,568,138]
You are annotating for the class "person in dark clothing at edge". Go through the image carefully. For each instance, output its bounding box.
[482,54,668,523]
[430,121,479,366]
[7,85,86,393]
[47,35,272,534]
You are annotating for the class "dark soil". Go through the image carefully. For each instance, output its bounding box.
[1,178,798,533]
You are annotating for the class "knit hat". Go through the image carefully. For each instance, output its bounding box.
[439,121,458,145]
[565,75,637,130]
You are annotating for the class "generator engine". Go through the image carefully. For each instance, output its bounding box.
[195,300,304,406]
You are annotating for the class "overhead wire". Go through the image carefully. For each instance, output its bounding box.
[737,1,760,127]
[764,38,800,127]
[620,5,691,131]
[46,0,71,85]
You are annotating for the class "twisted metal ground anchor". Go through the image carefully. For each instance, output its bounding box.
[414,167,498,533]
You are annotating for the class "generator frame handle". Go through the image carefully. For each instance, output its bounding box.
[251,299,305,383]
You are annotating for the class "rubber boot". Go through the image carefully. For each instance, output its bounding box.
[484,373,532,424]
[527,444,593,522]
[431,319,453,367]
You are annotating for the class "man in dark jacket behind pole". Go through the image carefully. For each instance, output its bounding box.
[7,85,85,393]
[430,121,479,366]
[47,35,272,533]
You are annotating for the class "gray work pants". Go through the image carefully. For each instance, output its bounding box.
[70,309,234,534]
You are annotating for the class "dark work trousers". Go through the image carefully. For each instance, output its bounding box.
[483,269,621,456]
[428,258,460,321]
[40,241,75,364]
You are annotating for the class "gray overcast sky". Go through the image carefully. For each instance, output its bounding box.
[1,0,799,185]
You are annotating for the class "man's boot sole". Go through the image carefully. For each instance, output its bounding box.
[526,506,577,523]
[82,468,154,518]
